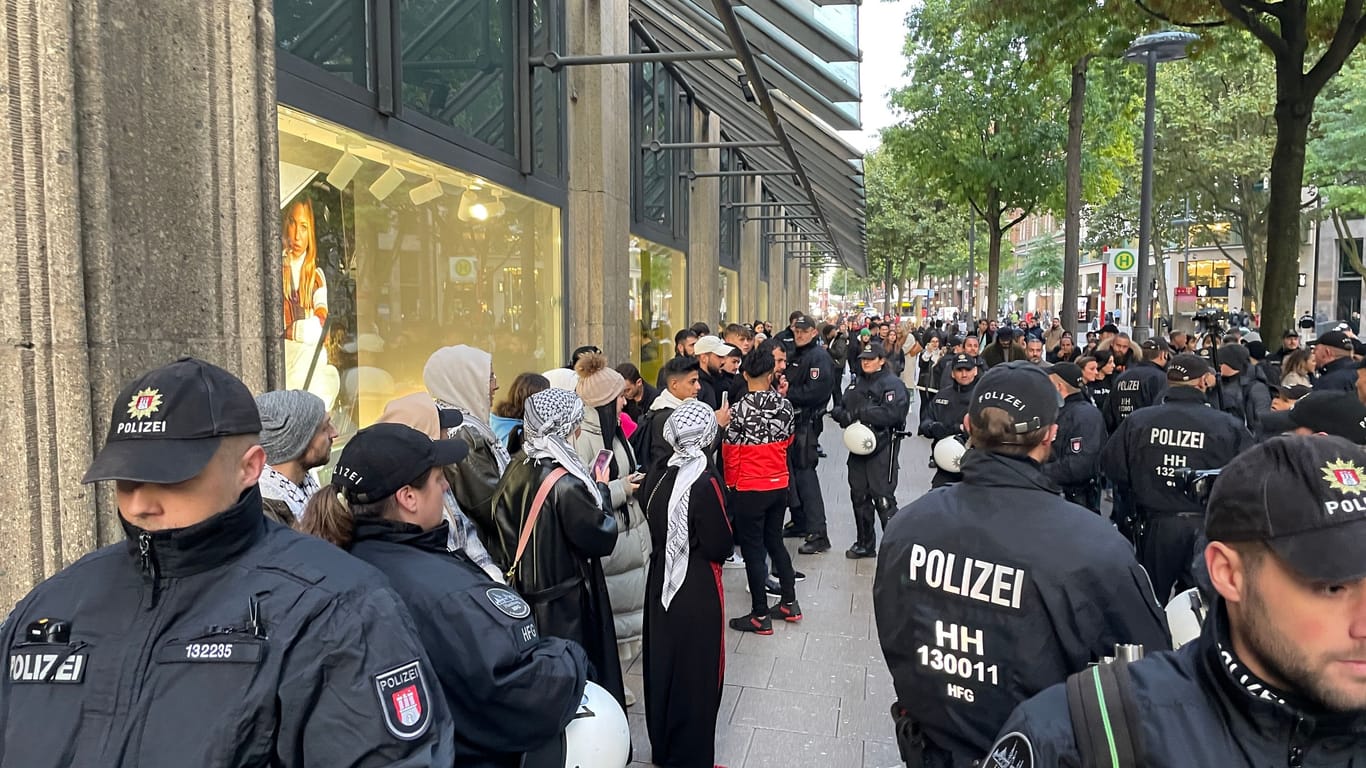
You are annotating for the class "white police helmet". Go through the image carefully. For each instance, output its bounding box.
[843,422,877,455]
[932,435,968,473]
[1165,587,1207,650]
[563,681,630,768]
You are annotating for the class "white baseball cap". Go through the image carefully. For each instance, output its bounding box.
[694,335,735,356]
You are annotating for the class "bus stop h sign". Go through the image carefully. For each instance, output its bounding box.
[1110,248,1137,275]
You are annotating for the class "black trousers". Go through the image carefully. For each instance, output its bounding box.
[788,425,827,536]
[1140,513,1202,604]
[848,447,897,548]
[733,488,797,614]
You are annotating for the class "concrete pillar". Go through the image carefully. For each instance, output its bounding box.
[738,177,762,324]
[687,109,721,327]
[769,224,788,322]
[566,0,631,362]
[0,0,277,606]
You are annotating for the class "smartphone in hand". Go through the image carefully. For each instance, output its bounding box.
[591,449,613,481]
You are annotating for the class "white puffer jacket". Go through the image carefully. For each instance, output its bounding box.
[573,407,651,663]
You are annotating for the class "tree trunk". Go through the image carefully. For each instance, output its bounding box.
[883,256,894,317]
[984,187,1003,321]
[1260,89,1314,338]
[1063,54,1091,338]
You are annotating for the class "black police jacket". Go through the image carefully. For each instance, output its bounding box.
[1315,355,1358,393]
[920,378,975,441]
[348,518,588,768]
[992,601,1366,767]
[1102,387,1253,516]
[1044,393,1107,490]
[873,451,1170,762]
[0,488,453,768]
[835,367,911,452]
[786,339,836,420]
[698,368,724,410]
[1103,359,1168,433]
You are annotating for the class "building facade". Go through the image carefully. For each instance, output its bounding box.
[0,0,864,605]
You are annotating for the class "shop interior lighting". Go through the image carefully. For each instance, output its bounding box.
[458,188,489,222]
[409,179,445,206]
[484,190,506,218]
[326,151,362,189]
[369,164,405,201]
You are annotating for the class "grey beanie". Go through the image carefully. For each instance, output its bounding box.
[256,390,326,465]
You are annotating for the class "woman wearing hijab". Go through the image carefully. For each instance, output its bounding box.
[424,345,514,540]
[642,401,733,768]
[490,388,626,708]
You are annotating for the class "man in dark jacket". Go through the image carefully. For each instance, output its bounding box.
[833,343,911,558]
[921,353,979,488]
[982,327,1028,368]
[1214,343,1272,437]
[1043,362,1106,512]
[0,358,454,768]
[785,314,838,553]
[1312,330,1359,392]
[990,436,1366,768]
[616,362,659,424]
[875,362,1169,768]
[1102,354,1253,602]
[693,335,735,410]
[1103,337,1171,432]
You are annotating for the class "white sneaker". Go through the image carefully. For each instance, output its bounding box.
[723,552,746,569]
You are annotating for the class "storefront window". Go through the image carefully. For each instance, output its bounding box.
[276,0,369,87]
[277,106,563,435]
[629,237,688,386]
[719,267,739,327]
[1181,259,1233,312]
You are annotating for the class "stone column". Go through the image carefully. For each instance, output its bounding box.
[565,0,631,362]
[768,222,788,321]
[0,0,278,606]
[687,108,720,327]
[738,177,762,324]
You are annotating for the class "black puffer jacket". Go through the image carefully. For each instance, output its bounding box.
[442,423,507,543]
[874,452,1170,763]
[993,602,1366,767]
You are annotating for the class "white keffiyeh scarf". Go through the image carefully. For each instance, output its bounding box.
[259,465,320,519]
[522,389,603,507]
[661,400,718,611]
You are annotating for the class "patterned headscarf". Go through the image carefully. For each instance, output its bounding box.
[523,389,603,507]
[661,399,718,610]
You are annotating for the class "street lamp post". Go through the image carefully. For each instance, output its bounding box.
[1125,30,1198,342]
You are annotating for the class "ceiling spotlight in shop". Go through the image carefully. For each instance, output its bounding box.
[458,188,489,222]
[326,151,362,189]
[410,179,445,205]
[369,165,405,201]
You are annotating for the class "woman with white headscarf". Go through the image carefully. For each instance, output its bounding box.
[641,400,733,768]
[490,388,626,709]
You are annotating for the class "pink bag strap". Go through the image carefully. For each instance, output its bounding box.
[506,468,569,582]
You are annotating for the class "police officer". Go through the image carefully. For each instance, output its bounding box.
[990,436,1366,767]
[874,362,1170,768]
[1102,354,1252,603]
[1102,337,1170,432]
[1043,362,1106,512]
[1311,329,1359,392]
[0,357,453,767]
[785,314,838,554]
[301,422,590,767]
[921,353,979,488]
[833,343,911,558]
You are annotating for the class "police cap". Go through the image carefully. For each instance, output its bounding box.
[968,361,1059,435]
[1260,390,1366,445]
[332,423,469,504]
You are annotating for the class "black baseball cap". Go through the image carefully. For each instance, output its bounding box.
[1046,362,1085,390]
[1207,435,1366,581]
[1166,353,1212,382]
[1099,323,1119,334]
[858,343,886,360]
[968,361,1059,436]
[791,314,818,330]
[1216,343,1251,373]
[1283,328,1300,339]
[1269,383,1312,401]
[951,353,979,371]
[83,358,263,485]
[1141,337,1171,353]
[331,423,469,504]
[1260,391,1366,444]
[1311,330,1356,352]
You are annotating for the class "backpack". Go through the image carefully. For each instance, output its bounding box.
[628,410,657,472]
[1065,661,1142,768]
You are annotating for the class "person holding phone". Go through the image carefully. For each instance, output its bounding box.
[571,352,652,706]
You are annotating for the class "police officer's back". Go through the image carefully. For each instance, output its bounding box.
[0,358,453,768]
[1042,362,1106,512]
[874,363,1170,767]
[920,354,978,488]
[1102,338,1170,432]
[303,423,589,768]
[1311,330,1360,392]
[833,343,910,558]
[991,436,1366,767]
[1102,354,1252,603]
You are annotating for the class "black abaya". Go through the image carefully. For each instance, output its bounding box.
[642,466,734,768]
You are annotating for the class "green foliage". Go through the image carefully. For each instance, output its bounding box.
[864,147,973,284]
[1308,56,1366,218]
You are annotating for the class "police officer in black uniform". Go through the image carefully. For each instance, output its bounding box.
[1311,330,1359,392]
[1102,354,1252,603]
[1102,337,1170,432]
[990,436,1366,767]
[874,362,1170,768]
[1043,362,1106,513]
[833,343,911,558]
[0,358,453,767]
[785,314,838,554]
[303,422,590,767]
[921,353,979,488]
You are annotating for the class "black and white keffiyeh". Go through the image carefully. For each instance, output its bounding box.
[523,388,603,507]
[661,400,718,610]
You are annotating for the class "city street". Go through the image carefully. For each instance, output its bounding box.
[627,403,935,768]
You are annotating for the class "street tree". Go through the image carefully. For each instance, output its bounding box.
[1306,56,1366,279]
